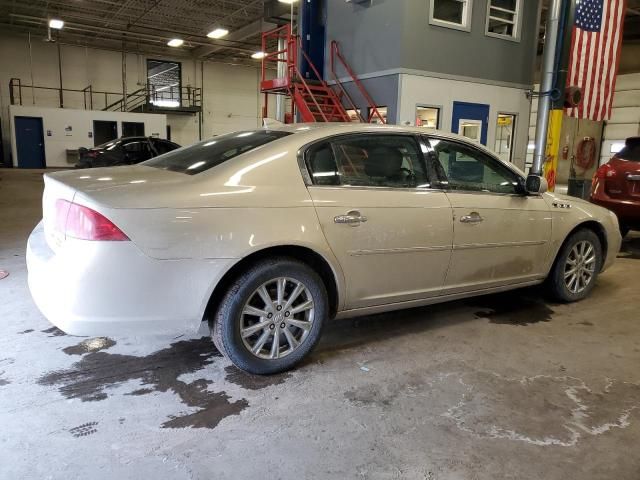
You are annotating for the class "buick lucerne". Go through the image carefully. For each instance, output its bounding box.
[27,124,622,374]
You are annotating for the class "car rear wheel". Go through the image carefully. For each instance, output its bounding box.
[211,257,328,375]
[547,229,603,302]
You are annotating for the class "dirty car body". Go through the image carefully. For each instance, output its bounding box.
[27,123,622,374]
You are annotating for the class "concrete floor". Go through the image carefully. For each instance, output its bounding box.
[1,168,640,480]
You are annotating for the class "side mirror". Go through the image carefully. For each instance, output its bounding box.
[525,175,548,195]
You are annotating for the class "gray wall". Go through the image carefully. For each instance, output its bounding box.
[325,0,541,87]
[339,75,400,124]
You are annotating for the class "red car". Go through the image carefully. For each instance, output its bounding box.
[591,137,640,237]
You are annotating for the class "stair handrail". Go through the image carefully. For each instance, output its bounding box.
[330,41,386,124]
[103,86,147,111]
[295,42,331,122]
[327,48,364,123]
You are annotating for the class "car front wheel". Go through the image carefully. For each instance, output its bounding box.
[547,228,603,302]
[212,257,328,375]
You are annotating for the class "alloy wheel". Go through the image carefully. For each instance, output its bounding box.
[564,240,597,294]
[240,277,315,360]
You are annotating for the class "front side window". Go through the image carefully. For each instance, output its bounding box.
[486,0,522,40]
[143,130,291,175]
[306,135,428,189]
[429,0,473,31]
[427,137,522,194]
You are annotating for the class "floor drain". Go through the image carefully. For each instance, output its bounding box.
[0,270,9,280]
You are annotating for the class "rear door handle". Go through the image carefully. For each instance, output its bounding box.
[460,212,484,224]
[334,210,367,226]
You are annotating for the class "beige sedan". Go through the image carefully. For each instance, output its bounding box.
[27,123,622,374]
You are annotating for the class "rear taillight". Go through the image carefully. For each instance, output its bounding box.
[55,199,129,241]
[595,164,616,179]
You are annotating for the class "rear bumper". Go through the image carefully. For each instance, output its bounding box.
[27,221,233,337]
[591,195,640,227]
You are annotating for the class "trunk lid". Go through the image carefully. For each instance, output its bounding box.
[42,165,186,250]
[605,157,640,199]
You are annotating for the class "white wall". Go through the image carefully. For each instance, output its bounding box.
[9,105,167,167]
[397,74,531,171]
[601,73,640,165]
[0,33,268,165]
[527,74,640,170]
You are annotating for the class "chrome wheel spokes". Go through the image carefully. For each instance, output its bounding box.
[564,240,597,294]
[240,277,315,360]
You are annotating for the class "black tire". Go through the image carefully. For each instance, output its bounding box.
[211,257,328,375]
[547,228,603,302]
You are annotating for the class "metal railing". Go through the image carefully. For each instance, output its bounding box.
[9,78,202,113]
[330,41,386,124]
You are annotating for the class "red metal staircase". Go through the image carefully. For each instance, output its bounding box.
[260,25,384,124]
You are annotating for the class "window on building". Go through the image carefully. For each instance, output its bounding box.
[368,106,387,124]
[346,109,362,122]
[429,0,473,32]
[485,0,522,40]
[494,113,517,163]
[416,106,441,130]
[147,59,182,108]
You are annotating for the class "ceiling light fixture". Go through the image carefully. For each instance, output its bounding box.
[251,51,266,59]
[278,0,299,3]
[167,38,184,47]
[49,18,64,29]
[207,28,229,39]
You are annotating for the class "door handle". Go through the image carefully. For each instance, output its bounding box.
[334,210,367,226]
[460,212,484,224]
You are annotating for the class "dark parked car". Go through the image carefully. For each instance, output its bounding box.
[76,137,180,168]
[591,137,640,237]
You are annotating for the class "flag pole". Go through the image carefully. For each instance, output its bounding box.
[529,0,564,180]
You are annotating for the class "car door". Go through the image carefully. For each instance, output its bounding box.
[304,133,453,310]
[424,135,552,293]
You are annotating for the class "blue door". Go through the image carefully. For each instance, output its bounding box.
[451,102,490,146]
[15,116,45,168]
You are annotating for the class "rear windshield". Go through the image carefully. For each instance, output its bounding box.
[142,130,292,175]
[618,140,640,161]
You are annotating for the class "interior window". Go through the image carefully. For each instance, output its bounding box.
[486,0,521,39]
[306,135,428,188]
[430,0,473,30]
[427,138,522,194]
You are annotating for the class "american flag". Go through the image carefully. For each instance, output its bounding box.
[566,0,627,121]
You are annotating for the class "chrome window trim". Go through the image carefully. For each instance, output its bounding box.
[297,132,443,193]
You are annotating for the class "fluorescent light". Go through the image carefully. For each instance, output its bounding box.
[167,38,184,47]
[49,19,64,29]
[207,28,229,39]
[278,0,299,3]
[251,51,266,60]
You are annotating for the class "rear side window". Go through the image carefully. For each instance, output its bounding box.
[306,135,428,188]
[618,139,640,161]
[152,138,180,155]
[143,130,291,175]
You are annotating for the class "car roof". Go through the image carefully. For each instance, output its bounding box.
[266,122,507,167]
